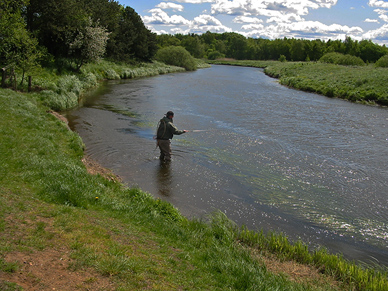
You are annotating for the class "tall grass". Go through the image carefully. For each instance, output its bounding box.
[237,225,388,291]
[22,60,186,111]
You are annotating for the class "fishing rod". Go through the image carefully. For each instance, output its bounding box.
[186,129,215,132]
[187,129,209,132]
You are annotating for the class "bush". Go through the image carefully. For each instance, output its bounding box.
[339,54,365,66]
[207,50,225,60]
[375,54,388,67]
[154,46,197,71]
[278,55,287,62]
[320,52,365,66]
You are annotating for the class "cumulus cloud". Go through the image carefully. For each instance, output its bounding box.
[211,0,338,16]
[143,8,191,26]
[363,23,388,43]
[373,8,388,22]
[139,0,387,45]
[174,0,213,3]
[156,2,184,12]
[233,16,263,24]
[190,14,232,33]
[365,18,380,22]
[241,20,363,41]
[369,0,388,8]
[241,23,265,30]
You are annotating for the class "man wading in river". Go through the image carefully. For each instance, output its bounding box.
[156,111,187,162]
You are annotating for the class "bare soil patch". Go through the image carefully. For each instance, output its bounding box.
[1,249,115,291]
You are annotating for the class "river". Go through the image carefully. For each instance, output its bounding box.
[65,65,388,266]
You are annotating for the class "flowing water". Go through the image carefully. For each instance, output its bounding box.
[65,65,388,266]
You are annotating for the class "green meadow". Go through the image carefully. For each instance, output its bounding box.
[1,60,388,290]
[208,59,388,106]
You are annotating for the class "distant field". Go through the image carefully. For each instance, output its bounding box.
[207,60,388,106]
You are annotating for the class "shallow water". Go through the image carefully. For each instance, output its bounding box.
[66,65,388,266]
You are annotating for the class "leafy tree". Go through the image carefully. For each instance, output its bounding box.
[78,0,121,34]
[26,0,88,59]
[181,35,205,58]
[359,39,387,63]
[306,39,324,61]
[246,38,261,60]
[107,6,157,62]
[201,31,216,45]
[69,18,109,70]
[1,0,41,88]
[225,33,247,60]
[157,34,181,48]
[290,39,306,61]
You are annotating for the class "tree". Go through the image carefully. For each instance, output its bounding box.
[290,39,306,61]
[26,0,89,59]
[157,34,181,48]
[1,0,41,88]
[225,33,247,60]
[107,6,157,62]
[359,39,387,63]
[69,18,109,70]
[181,35,205,58]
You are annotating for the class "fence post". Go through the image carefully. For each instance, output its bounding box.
[1,68,5,88]
[28,76,32,92]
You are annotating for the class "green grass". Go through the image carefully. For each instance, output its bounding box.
[207,59,388,106]
[265,62,388,105]
[1,60,388,290]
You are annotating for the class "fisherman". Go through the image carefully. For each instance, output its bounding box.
[156,111,188,162]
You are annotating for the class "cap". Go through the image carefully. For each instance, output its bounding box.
[166,111,174,117]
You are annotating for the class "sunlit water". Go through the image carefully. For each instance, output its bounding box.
[66,65,388,266]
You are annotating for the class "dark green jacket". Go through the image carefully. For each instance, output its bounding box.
[157,116,185,140]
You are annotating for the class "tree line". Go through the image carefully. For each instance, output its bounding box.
[1,0,157,86]
[157,32,388,63]
[2,0,388,88]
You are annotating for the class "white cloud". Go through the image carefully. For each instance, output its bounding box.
[362,23,388,44]
[369,0,388,8]
[193,14,223,26]
[139,0,387,45]
[211,0,338,16]
[156,2,184,12]
[174,0,213,3]
[374,8,388,22]
[241,23,265,30]
[240,20,363,41]
[143,8,191,26]
[266,13,304,23]
[190,14,232,33]
[365,18,380,22]
[233,16,263,24]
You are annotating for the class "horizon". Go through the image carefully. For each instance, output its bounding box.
[122,0,388,46]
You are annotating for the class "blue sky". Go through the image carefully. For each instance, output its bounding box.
[121,0,388,45]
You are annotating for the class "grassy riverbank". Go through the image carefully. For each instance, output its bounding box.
[1,60,388,290]
[207,59,388,106]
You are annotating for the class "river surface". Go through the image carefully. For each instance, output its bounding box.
[65,65,388,266]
